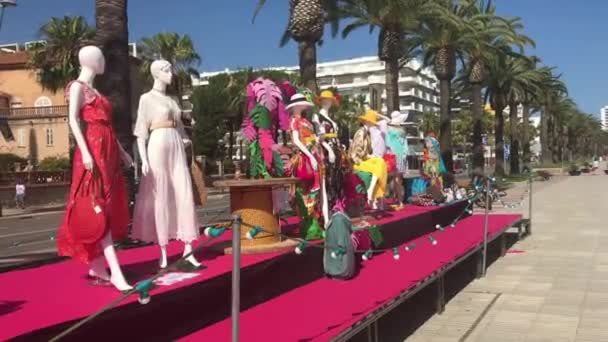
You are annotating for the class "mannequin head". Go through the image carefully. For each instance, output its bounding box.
[78,46,105,75]
[150,60,173,86]
[318,90,338,111]
[286,94,313,118]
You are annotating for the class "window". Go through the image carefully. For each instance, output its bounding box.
[17,129,25,147]
[46,127,54,146]
[34,96,52,107]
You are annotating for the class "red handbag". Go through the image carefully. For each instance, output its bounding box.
[67,170,108,244]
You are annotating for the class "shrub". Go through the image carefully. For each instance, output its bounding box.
[38,156,71,171]
[0,153,27,171]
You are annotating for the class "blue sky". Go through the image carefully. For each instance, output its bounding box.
[1,0,606,115]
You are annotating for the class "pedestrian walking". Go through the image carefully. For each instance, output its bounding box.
[15,179,26,209]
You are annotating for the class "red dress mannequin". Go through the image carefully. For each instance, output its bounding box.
[56,80,129,264]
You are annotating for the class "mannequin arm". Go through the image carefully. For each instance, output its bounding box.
[321,141,335,163]
[137,137,150,176]
[68,83,93,171]
[291,130,317,170]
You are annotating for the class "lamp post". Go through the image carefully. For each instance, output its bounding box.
[0,0,17,33]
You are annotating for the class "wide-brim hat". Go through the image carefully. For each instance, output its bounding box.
[389,110,409,126]
[358,110,379,126]
[286,93,314,111]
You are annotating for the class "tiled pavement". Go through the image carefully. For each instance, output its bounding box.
[406,175,608,342]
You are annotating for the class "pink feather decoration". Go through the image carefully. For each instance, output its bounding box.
[277,101,290,131]
[250,77,282,112]
[279,80,296,99]
[246,83,256,113]
[241,115,257,142]
[258,128,274,169]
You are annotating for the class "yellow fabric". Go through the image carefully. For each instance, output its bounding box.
[353,157,387,199]
[358,110,378,126]
[323,133,337,139]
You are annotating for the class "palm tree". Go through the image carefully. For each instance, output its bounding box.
[411,0,472,172]
[94,0,134,207]
[459,0,534,174]
[254,0,338,92]
[139,32,201,106]
[29,16,95,92]
[336,0,425,114]
[536,67,567,164]
[485,53,541,175]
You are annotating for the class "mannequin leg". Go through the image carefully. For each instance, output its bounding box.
[99,231,132,291]
[88,256,110,281]
[320,178,330,228]
[159,245,168,269]
[367,175,379,209]
[183,243,201,267]
[394,175,404,206]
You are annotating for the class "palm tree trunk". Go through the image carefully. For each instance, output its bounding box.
[439,79,453,172]
[471,83,484,175]
[522,104,530,168]
[298,40,317,92]
[494,104,506,176]
[95,0,134,214]
[385,57,400,114]
[540,105,549,164]
[509,101,520,174]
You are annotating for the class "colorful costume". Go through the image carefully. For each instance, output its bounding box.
[312,90,347,211]
[56,81,129,263]
[386,126,408,175]
[350,125,387,199]
[290,116,322,192]
[423,134,446,188]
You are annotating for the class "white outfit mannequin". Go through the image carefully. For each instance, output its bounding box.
[67,46,132,291]
[132,60,201,269]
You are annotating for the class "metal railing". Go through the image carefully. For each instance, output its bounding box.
[0,170,71,186]
[0,105,68,119]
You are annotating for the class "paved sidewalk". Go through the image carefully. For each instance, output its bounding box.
[407,175,608,342]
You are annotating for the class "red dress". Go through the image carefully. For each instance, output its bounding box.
[56,81,129,264]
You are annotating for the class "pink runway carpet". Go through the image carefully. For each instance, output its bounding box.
[180,214,520,342]
[0,205,471,341]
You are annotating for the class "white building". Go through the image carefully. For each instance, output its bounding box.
[600,106,608,131]
[197,56,439,122]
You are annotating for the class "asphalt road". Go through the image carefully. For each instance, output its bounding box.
[0,195,230,268]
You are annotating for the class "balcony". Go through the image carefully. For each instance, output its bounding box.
[0,105,68,119]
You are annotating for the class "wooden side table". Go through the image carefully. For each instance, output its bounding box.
[213,178,300,254]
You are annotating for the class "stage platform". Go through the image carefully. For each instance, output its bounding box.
[0,201,522,342]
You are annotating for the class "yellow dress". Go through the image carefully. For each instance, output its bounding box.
[349,127,387,199]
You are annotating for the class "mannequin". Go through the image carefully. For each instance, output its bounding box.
[287,93,328,238]
[349,110,388,209]
[132,60,201,269]
[56,46,133,291]
[386,111,409,206]
[312,90,343,218]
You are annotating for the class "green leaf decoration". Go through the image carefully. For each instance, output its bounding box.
[368,225,383,247]
[249,104,271,130]
[294,188,309,219]
[303,218,324,240]
[272,150,284,177]
[248,140,268,178]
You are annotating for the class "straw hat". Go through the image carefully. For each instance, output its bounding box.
[286,93,314,111]
[358,110,379,126]
[389,110,409,126]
